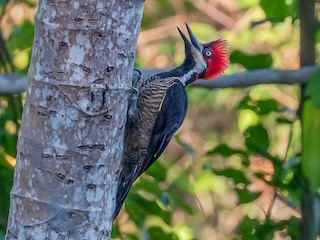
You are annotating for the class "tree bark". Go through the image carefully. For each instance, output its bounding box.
[299,0,320,239]
[5,0,144,239]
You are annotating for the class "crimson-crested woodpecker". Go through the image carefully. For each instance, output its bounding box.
[114,23,229,219]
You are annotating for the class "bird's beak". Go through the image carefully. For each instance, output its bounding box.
[177,24,203,60]
[177,27,193,51]
[185,23,203,52]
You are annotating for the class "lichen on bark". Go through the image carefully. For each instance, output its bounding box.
[5,0,144,239]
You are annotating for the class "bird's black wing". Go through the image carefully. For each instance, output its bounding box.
[114,79,187,219]
[137,79,188,177]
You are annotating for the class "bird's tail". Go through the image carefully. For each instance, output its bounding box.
[113,166,136,220]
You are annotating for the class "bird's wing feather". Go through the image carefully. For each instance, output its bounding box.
[114,79,187,219]
[136,79,188,178]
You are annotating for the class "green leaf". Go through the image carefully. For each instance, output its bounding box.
[7,20,34,52]
[260,0,298,20]
[238,216,260,239]
[0,230,4,240]
[0,0,8,6]
[277,218,300,239]
[169,169,193,193]
[175,136,196,161]
[238,0,259,8]
[235,188,260,204]
[19,0,37,7]
[305,68,320,107]
[237,95,255,110]
[302,100,320,192]
[0,155,13,231]
[146,161,167,182]
[132,178,162,198]
[230,50,273,70]
[213,168,249,186]
[168,192,194,214]
[123,234,140,240]
[208,144,247,157]
[239,217,299,239]
[147,227,173,240]
[254,99,279,115]
[236,95,280,115]
[125,193,171,225]
[244,125,269,154]
[238,109,259,133]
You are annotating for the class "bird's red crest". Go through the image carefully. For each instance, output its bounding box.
[202,39,229,80]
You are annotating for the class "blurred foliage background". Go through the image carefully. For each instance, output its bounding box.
[0,0,317,239]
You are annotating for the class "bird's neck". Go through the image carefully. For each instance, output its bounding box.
[156,58,199,86]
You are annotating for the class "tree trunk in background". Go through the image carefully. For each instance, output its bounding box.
[5,0,144,239]
[299,0,320,239]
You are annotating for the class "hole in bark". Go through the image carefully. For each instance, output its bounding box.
[98,164,105,169]
[83,165,93,171]
[105,66,114,73]
[90,91,94,101]
[56,154,69,160]
[67,178,75,184]
[59,41,68,47]
[88,18,96,22]
[103,114,112,120]
[92,78,104,84]
[67,212,74,218]
[92,144,105,151]
[86,106,91,111]
[100,230,109,237]
[55,172,65,180]
[74,17,84,22]
[95,31,103,38]
[77,145,87,150]
[80,65,91,73]
[49,110,58,115]
[118,53,126,59]
[78,144,105,151]
[87,183,97,189]
[41,153,53,159]
[37,111,47,117]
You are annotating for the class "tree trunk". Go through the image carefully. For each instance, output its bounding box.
[299,0,320,239]
[5,0,144,239]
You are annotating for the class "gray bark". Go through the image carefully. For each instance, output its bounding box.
[5,0,144,239]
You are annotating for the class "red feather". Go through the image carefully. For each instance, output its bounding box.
[202,39,229,80]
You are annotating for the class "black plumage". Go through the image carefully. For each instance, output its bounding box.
[113,23,229,219]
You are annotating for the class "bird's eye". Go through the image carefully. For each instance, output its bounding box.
[204,49,212,57]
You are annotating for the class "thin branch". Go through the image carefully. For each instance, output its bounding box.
[140,66,318,88]
[194,66,318,88]
[0,66,318,94]
[0,74,27,94]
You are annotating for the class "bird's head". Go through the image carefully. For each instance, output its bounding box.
[178,23,229,81]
